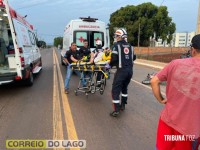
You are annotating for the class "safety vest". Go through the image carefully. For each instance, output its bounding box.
[102,52,111,61]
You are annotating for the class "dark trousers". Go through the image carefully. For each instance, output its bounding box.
[112,68,133,111]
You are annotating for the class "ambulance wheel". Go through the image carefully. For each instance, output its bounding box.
[25,71,34,86]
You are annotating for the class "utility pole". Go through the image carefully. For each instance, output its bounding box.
[138,22,140,48]
[196,0,200,34]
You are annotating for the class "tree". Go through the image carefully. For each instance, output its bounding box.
[35,37,46,48]
[54,37,63,48]
[109,2,176,47]
[37,40,46,48]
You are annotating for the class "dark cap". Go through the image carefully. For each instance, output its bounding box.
[191,34,200,49]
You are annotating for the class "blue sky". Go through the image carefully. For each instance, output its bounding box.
[9,0,199,44]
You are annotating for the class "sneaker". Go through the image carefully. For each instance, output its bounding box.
[120,103,125,111]
[110,111,120,117]
[65,89,69,94]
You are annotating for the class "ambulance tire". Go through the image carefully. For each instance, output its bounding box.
[25,71,34,86]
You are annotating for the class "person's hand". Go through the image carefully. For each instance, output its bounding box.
[160,99,167,104]
[68,63,72,67]
[105,63,111,69]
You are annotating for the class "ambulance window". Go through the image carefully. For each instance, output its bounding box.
[0,8,10,49]
[74,31,87,47]
[90,31,104,48]
[28,31,36,45]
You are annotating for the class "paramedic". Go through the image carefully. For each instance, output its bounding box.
[109,28,135,117]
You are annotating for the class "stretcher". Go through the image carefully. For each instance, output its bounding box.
[71,61,110,97]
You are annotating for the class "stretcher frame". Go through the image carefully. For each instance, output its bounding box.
[71,61,109,97]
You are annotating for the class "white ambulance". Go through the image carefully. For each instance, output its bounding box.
[61,16,110,65]
[0,0,42,86]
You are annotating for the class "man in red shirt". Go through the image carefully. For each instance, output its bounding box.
[151,34,200,150]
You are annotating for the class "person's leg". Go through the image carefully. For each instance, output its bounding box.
[110,70,124,117]
[157,117,196,150]
[64,65,73,92]
[173,130,192,150]
[156,118,174,150]
[74,70,87,87]
[195,138,200,150]
[121,70,133,110]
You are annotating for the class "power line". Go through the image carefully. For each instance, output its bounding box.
[160,0,165,6]
[16,1,49,10]
[16,0,64,10]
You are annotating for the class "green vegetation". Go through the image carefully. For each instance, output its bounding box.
[54,37,63,48]
[109,2,176,46]
[37,40,46,48]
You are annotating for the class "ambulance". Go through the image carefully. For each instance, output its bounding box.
[61,16,110,65]
[0,0,42,86]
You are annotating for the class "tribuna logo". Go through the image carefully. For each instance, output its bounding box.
[164,135,195,141]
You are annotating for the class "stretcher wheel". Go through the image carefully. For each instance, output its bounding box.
[91,88,95,94]
[85,93,88,98]
[91,72,98,93]
[99,78,106,95]
[74,90,78,96]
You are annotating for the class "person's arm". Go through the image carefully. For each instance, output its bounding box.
[63,51,70,65]
[150,76,167,104]
[89,51,95,63]
[94,52,103,63]
[63,57,70,64]
[110,45,118,67]
[70,55,78,63]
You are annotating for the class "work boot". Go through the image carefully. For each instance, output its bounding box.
[110,111,120,117]
[110,103,120,117]
[121,96,127,111]
[120,103,126,111]
[65,89,69,94]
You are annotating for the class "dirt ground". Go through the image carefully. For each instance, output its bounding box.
[139,53,183,63]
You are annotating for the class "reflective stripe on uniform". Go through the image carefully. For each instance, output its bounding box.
[118,44,122,68]
[112,51,118,55]
[131,46,134,60]
[112,100,120,103]
[121,94,128,97]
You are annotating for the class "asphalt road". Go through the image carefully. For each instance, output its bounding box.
[0,48,166,150]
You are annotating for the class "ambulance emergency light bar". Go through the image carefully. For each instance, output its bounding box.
[79,16,98,22]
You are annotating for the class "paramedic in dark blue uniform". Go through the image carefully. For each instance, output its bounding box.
[110,28,135,117]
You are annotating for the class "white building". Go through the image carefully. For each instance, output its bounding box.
[155,32,195,47]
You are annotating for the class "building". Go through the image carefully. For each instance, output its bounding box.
[155,32,195,47]
[173,32,195,47]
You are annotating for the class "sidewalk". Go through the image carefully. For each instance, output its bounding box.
[134,59,167,70]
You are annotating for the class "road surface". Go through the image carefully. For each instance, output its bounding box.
[0,48,166,150]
